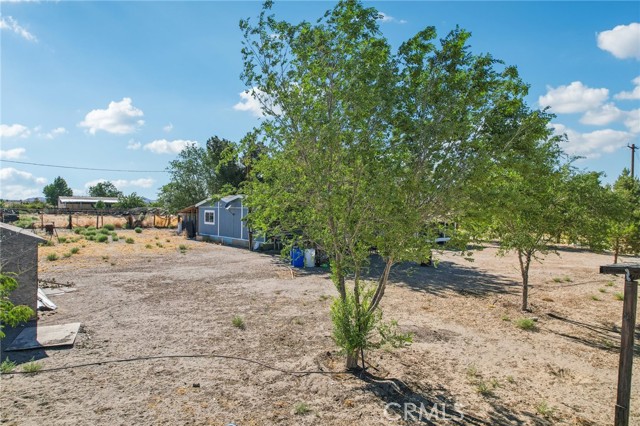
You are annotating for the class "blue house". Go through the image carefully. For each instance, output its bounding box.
[195,195,265,249]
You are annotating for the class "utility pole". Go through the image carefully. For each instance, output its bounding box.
[629,144,636,178]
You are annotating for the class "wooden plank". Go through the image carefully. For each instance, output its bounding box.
[614,276,638,426]
[600,264,640,279]
[5,323,81,351]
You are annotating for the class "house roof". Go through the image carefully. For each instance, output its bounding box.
[0,222,46,242]
[58,196,119,203]
[194,195,244,208]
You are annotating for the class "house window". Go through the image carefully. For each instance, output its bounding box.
[204,210,215,225]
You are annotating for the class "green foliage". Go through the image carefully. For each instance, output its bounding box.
[232,315,245,330]
[241,0,531,364]
[116,192,146,209]
[46,253,59,261]
[0,358,17,373]
[535,400,555,418]
[21,358,43,374]
[63,252,72,258]
[42,176,72,205]
[94,200,106,210]
[111,234,119,242]
[125,237,135,244]
[88,181,122,198]
[293,402,310,415]
[40,240,55,247]
[70,247,80,254]
[515,317,536,330]
[134,227,142,233]
[157,137,246,213]
[96,234,108,243]
[14,216,36,229]
[145,243,153,249]
[614,292,624,301]
[57,237,67,243]
[99,228,110,235]
[103,224,116,231]
[607,169,640,260]
[0,273,34,339]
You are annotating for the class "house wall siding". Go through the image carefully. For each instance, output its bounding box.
[197,198,264,246]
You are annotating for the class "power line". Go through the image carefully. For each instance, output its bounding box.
[0,159,167,173]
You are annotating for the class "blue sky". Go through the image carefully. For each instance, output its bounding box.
[1,1,639,201]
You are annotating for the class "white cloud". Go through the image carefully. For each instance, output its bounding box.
[0,167,47,199]
[0,123,31,138]
[579,103,624,126]
[79,97,144,135]
[552,123,635,158]
[163,123,173,133]
[84,177,155,191]
[615,76,640,100]
[38,126,67,139]
[624,109,640,133]
[126,139,141,150]
[597,23,640,60]
[0,16,37,42]
[142,139,197,154]
[0,147,26,160]
[378,12,407,24]
[114,178,155,189]
[233,89,265,117]
[539,81,609,114]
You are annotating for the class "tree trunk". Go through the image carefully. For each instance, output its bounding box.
[346,351,359,370]
[518,250,532,312]
[614,240,620,264]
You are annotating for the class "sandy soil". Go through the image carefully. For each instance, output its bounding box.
[1,229,638,425]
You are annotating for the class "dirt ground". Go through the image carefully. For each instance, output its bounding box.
[1,228,638,425]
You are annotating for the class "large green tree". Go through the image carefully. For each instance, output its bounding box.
[43,176,73,205]
[241,0,535,368]
[157,137,245,212]
[88,181,122,198]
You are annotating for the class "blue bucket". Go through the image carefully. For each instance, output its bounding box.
[291,248,304,268]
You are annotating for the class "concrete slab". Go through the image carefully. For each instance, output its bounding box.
[5,323,81,351]
[41,287,77,296]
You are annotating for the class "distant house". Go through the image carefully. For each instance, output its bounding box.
[57,196,119,210]
[195,195,265,249]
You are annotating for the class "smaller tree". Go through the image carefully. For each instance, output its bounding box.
[0,273,34,339]
[116,192,146,209]
[608,169,640,262]
[43,176,72,205]
[88,181,122,198]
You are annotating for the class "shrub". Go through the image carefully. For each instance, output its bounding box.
[232,315,245,330]
[57,237,67,243]
[96,235,108,243]
[515,318,536,331]
[112,235,119,242]
[86,235,95,241]
[179,244,187,251]
[134,227,142,233]
[294,402,310,415]
[99,228,110,235]
[535,401,555,418]
[40,240,55,247]
[22,359,43,374]
[73,227,84,234]
[63,252,72,258]
[145,244,153,249]
[103,224,115,231]
[614,293,624,301]
[46,253,59,261]
[70,247,80,254]
[14,217,36,229]
[156,242,163,248]
[590,295,601,301]
[125,238,135,244]
[0,358,17,373]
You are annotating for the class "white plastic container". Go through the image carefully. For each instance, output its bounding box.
[304,248,316,267]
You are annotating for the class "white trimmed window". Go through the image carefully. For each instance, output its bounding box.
[204,210,215,225]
